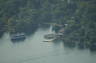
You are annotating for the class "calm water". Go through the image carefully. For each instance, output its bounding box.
[0,27,96,63]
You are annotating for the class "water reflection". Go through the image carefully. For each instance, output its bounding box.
[62,41,76,49]
[0,26,96,63]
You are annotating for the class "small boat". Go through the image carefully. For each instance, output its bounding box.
[10,33,26,41]
[44,34,56,39]
[43,39,54,42]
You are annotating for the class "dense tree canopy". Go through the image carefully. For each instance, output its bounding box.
[0,0,96,49]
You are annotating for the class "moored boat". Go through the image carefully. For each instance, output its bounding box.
[44,34,56,39]
[43,39,55,42]
[10,33,26,41]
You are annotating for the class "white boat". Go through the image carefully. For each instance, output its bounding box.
[44,34,56,39]
[43,39,55,42]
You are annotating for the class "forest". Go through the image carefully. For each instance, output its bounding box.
[0,0,96,50]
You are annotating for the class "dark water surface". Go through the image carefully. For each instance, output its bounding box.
[0,27,96,63]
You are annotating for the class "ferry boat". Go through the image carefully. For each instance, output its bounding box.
[10,33,26,41]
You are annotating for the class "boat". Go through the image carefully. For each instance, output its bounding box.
[10,33,26,41]
[43,39,55,42]
[44,34,56,39]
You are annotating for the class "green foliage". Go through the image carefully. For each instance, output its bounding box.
[0,0,96,45]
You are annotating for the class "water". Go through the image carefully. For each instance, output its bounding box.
[0,27,96,63]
